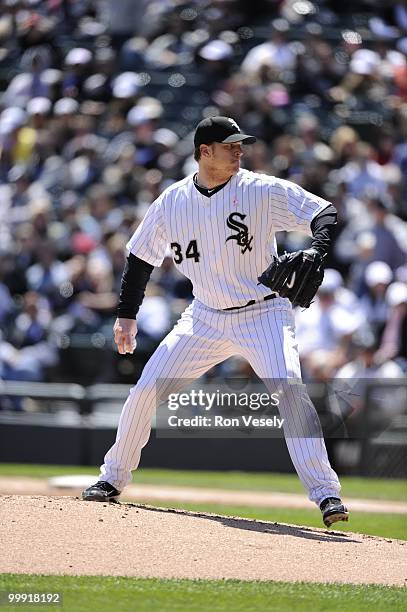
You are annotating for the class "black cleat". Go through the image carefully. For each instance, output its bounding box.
[320,497,349,528]
[82,480,121,502]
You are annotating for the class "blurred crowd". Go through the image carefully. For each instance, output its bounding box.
[0,0,406,392]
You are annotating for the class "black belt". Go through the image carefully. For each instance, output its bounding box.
[223,294,277,311]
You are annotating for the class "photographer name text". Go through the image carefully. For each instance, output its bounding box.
[167,415,284,429]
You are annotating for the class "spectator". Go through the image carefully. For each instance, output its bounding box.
[365,197,407,270]
[334,331,405,434]
[335,195,406,270]
[360,261,393,337]
[241,19,297,81]
[136,282,172,342]
[348,232,376,297]
[2,50,50,108]
[376,282,407,369]
[335,142,387,200]
[26,240,68,307]
[295,270,364,379]
[337,330,403,380]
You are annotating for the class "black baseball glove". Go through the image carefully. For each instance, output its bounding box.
[258,248,324,308]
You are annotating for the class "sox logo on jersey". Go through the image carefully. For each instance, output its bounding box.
[225,212,253,254]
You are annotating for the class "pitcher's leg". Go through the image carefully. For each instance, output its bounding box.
[273,381,341,504]
[100,308,233,491]
[237,306,341,505]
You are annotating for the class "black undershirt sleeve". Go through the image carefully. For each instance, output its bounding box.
[117,253,154,319]
[310,204,337,258]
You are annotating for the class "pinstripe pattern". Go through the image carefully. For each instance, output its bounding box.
[101,300,340,503]
[100,169,340,505]
[228,302,340,503]
[100,303,235,489]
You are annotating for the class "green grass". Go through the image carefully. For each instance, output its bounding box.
[143,501,407,541]
[1,464,406,501]
[0,575,406,612]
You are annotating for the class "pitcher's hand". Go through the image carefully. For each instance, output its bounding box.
[113,317,138,354]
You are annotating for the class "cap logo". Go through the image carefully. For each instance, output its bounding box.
[227,118,240,131]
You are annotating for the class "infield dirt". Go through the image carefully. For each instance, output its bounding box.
[1,495,406,585]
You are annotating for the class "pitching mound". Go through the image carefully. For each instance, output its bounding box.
[1,496,405,585]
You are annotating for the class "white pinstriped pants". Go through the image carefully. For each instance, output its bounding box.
[100,299,341,505]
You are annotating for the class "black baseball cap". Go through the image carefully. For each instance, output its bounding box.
[194,116,256,147]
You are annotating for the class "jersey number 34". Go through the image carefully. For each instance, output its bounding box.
[170,240,201,264]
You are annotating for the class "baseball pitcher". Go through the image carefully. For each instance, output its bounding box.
[83,116,349,528]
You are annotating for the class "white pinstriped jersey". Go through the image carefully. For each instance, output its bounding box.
[102,168,342,502]
[127,169,331,310]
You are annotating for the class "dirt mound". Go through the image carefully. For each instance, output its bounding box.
[1,496,406,585]
[1,476,406,514]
